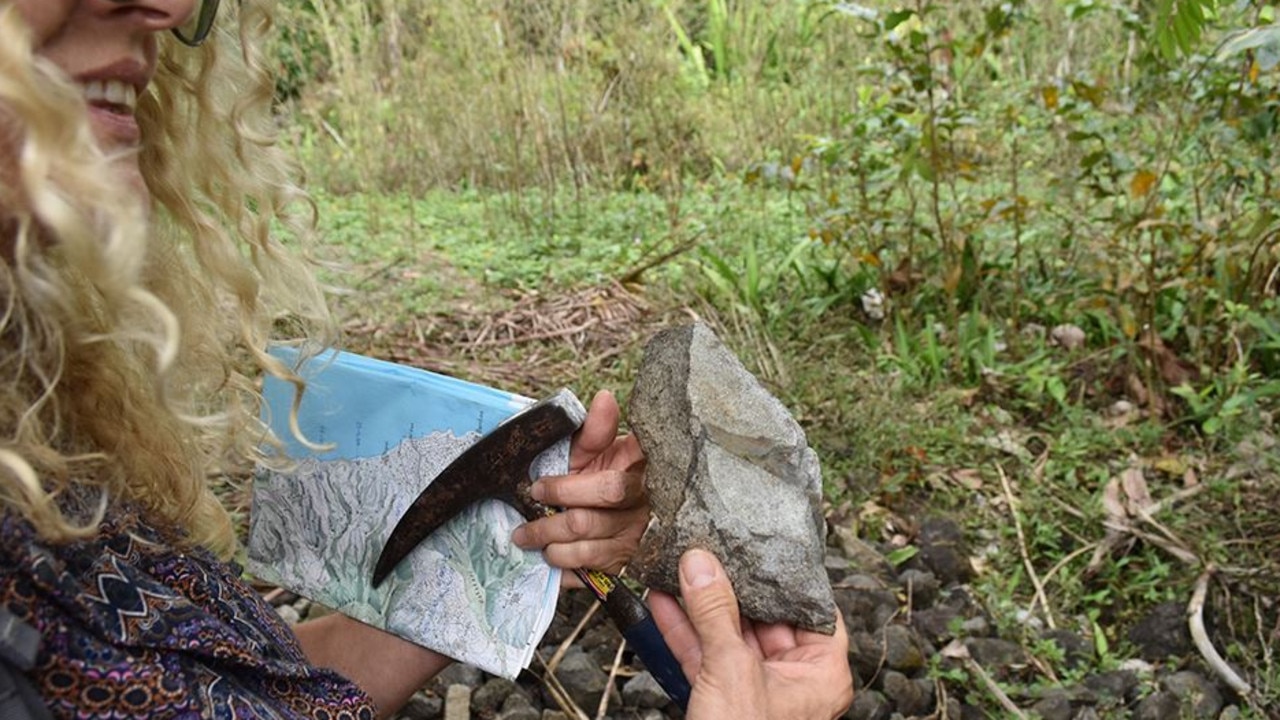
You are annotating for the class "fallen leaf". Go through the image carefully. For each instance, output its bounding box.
[974,431,1034,463]
[1153,455,1188,477]
[1049,324,1086,350]
[1137,332,1201,386]
[1041,85,1060,110]
[950,468,984,490]
[1121,466,1153,515]
[1130,169,1158,198]
[970,554,989,575]
[1125,373,1150,406]
[940,639,971,660]
[1102,477,1127,522]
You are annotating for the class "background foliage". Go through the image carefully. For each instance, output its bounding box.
[272,0,1280,711]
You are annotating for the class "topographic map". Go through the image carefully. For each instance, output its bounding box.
[245,347,565,678]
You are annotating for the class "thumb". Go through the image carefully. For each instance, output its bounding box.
[679,549,745,656]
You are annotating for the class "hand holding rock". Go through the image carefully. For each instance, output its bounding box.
[650,549,854,720]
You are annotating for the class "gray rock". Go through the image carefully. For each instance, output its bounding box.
[1082,669,1140,704]
[912,517,974,586]
[396,691,443,720]
[430,663,483,695]
[897,569,939,609]
[849,631,886,681]
[881,671,934,717]
[842,573,891,591]
[554,646,612,712]
[881,625,926,672]
[842,689,892,720]
[913,545,973,588]
[963,637,1026,681]
[628,323,836,633]
[958,616,990,637]
[498,692,540,720]
[1029,690,1074,720]
[826,551,854,584]
[443,685,471,720]
[472,678,519,715]
[577,623,622,669]
[1128,601,1193,661]
[919,516,965,545]
[1162,671,1223,719]
[274,604,301,625]
[831,528,898,582]
[1135,690,1181,720]
[834,586,900,635]
[621,672,671,709]
[1041,628,1094,669]
[911,605,964,643]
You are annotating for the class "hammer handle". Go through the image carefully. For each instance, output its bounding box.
[572,568,692,711]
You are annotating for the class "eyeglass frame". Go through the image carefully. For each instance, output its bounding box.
[172,0,222,47]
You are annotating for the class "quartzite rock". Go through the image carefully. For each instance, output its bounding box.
[627,322,837,633]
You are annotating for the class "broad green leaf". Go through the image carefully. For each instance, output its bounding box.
[884,9,916,32]
[1155,0,1217,59]
[1047,376,1068,405]
[886,545,919,567]
[1217,25,1280,71]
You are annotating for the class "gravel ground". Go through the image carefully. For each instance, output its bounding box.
[265,513,1256,720]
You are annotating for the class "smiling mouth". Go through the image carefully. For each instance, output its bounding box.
[82,79,139,115]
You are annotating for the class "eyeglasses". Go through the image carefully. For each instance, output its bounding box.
[172,0,222,47]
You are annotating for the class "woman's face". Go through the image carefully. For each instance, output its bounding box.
[13,0,198,191]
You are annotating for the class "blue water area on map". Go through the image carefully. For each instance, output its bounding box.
[262,346,532,461]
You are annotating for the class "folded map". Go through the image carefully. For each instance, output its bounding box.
[245,346,565,678]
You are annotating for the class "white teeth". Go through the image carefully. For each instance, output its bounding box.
[82,80,138,112]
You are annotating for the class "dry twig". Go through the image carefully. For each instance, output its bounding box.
[940,640,1027,719]
[1188,567,1253,697]
[535,650,591,720]
[547,602,601,673]
[596,637,629,720]
[998,464,1055,629]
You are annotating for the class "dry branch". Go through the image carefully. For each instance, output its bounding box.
[998,465,1055,629]
[1188,568,1253,697]
[940,641,1027,719]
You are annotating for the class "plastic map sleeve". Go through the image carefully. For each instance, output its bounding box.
[245,346,566,678]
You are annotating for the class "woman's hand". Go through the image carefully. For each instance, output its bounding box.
[294,613,453,718]
[649,550,854,720]
[511,390,649,579]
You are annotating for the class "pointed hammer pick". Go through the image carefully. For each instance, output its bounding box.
[372,389,691,711]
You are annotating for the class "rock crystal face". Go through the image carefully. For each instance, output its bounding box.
[627,322,837,634]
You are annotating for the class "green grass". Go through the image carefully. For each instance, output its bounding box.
[308,177,1279,711]
[311,180,814,310]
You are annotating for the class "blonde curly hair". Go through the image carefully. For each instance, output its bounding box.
[0,0,334,559]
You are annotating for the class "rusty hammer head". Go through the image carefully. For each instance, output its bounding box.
[370,389,586,587]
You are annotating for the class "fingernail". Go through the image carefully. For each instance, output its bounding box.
[511,527,528,546]
[529,481,546,502]
[682,549,718,588]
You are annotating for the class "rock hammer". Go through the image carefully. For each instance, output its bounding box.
[371,389,691,711]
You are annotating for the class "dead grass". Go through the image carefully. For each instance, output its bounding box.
[337,273,678,395]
